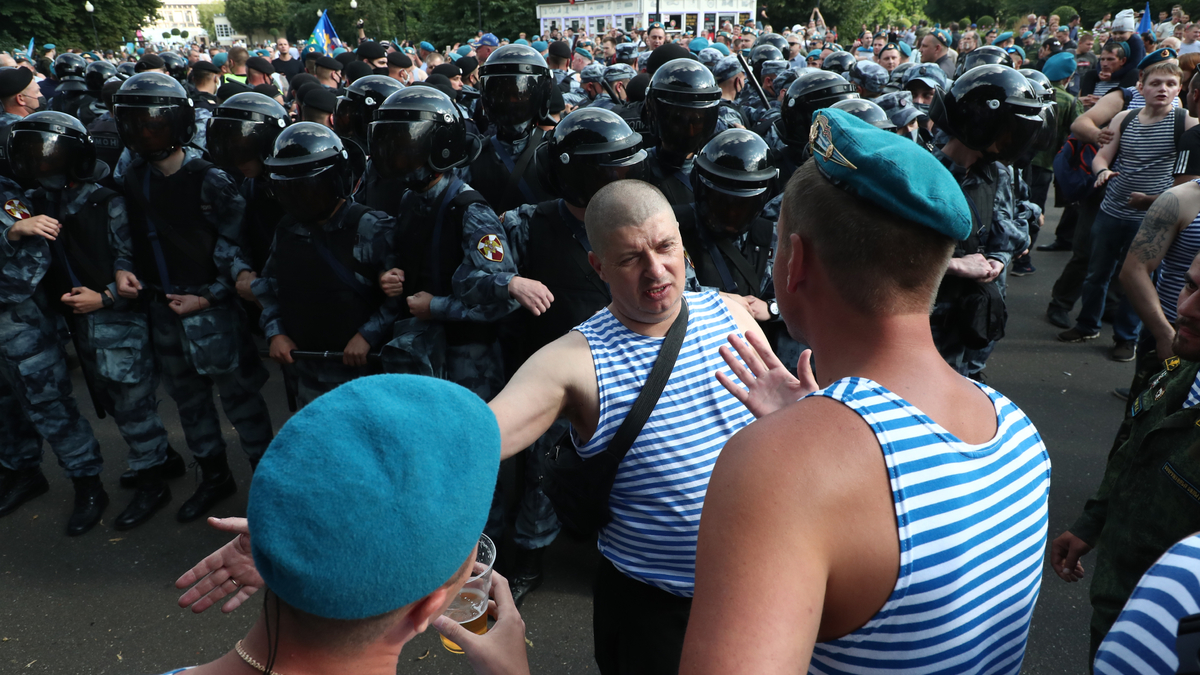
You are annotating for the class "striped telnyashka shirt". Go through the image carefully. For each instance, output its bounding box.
[574,290,755,596]
[806,377,1051,675]
[1154,180,1200,323]
[1103,110,1180,221]
[1093,533,1200,674]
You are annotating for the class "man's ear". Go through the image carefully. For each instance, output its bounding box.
[588,250,607,282]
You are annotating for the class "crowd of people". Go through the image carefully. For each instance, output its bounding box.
[3,5,1200,674]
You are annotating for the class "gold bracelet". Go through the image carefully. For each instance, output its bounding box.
[235,640,286,675]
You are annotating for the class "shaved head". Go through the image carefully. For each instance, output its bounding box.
[585,180,674,259]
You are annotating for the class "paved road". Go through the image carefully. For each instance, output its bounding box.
[0,207,1128,674]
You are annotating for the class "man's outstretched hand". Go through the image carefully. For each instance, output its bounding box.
[175,517,263,614]
[716,330,819,418]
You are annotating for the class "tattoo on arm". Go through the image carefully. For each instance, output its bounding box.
[1132,191,1180,264]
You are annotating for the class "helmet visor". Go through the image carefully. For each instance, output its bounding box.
[208,118,271,170]
[367,120,435,180]
[983,104,1046,163]
[561,158,645,207]
[267,165,343,222]
[333,97,357,140]
[481,75,542,130]
[8,129,70,189]
[655,102,719,156]
[695,176,771,237]
[113,105,181,156]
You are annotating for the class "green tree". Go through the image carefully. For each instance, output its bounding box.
[226,0,288,37]
[0,0,161,52]
[197,1,225,41]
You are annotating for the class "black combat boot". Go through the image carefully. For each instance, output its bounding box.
[114,463,172,530]
[67,475,109,536]
[509,546,546,608]
[177,453,236,523]
[0,467,50,517]
[119,446,186,488]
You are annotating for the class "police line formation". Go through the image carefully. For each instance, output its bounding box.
[6,10,1200,674]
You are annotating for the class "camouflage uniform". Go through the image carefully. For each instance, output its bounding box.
[387,176,518,400]
[0,177,103,478]
[587,92,619,110]
[1068,358,1200,660]
[38,182,171,472]
[715,101,747,133]
[117,147,273,461]
[554,69,590,108]
[252,204,400,408]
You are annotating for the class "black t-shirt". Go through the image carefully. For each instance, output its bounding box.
[272,56,304,80]
[1175,125,1200,177]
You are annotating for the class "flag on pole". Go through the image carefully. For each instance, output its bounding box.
[309,11,344,56]
[1136,1,1153,35]
[26,37,34,59]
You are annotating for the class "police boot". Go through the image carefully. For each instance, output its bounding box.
[67,475,109,537]
[177,453,236,523]
[119,446,186,489]
[509,546,546,608]
[0,467,50,518]
[114,463,172,530]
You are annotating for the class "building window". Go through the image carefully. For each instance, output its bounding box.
[187,11,194,23]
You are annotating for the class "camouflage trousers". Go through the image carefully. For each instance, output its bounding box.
[293,359,381,409]
[0,298,102,477]
[147,301,273,461]
[485,417,564,550]
[73,311,170,472]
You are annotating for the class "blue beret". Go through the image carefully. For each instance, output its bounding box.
[604,63,637,82]
[419,41,436,52]
[1042,51,1077,81]
[249,375,500,621]
[992,31,1014,45]
[576,47,593,61]
[479,33,500,47]
[449,52,461,61]
[1140,47,1179,69]
[1021,30,1034,39]
[712,42,731,56]
[514,38,529,46]
[875,90,921,127]
[761,59,789,79]
[332,47,347,56]
[713,55,744,83]
[580,62,605,83]
[932,29,952,46]
[43,44,56,50]
[896,41,913,57]
[457,45,473,56]
[698,47,723,68]
[809,108,971,241]
[903,62,948,92]
[212,52,228,67]
[532,41,549,53]
[1006,44,1026,60]
[689,37,710,53]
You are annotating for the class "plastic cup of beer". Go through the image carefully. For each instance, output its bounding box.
[440,533,496,654]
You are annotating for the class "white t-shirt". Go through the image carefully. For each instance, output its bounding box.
[1181,40,1200,55]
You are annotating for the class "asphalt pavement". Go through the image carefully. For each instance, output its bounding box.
[0,205,1127,674]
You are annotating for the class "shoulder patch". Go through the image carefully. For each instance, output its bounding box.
[477,234,504,262]
[1166,356,1182,371]
[4,199,30,220]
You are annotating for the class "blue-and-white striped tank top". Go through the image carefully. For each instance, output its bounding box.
[574,290,755,596]
[1155,181,1200,322]
[1102,110,1179,221]
[807,377,1051,675]
[1094,532,1200,674]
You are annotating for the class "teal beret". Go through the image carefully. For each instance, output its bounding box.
[532,41,548,53]
[457,45,472,56]
[212,52,227,67]
[514,38,529,46]
[1021,31,1034,39]
[689,37,710,53]
[43,44,56,50]
[332,46,347,56]
[809,108,971,241]
[576,47,593,61]
[712,42,730,56]
[249,375,501,620]
[1042,51,1077,81]
[896,41,912,57]
[1006,44,1026,60]
[992,31,1014,45]
[1140,47,1179,69]
[807,49,822,59]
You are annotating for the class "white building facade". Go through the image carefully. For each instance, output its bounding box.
[536,0,755,38]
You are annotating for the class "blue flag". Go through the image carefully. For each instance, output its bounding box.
[310,11,343,56]
[1136,1,1153,35]
[26,37,34,59]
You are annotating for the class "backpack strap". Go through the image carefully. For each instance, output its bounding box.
[1119,106,1141,138]
[1176,106,1186,151]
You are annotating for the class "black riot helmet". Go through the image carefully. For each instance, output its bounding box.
[116,62,136,81]
[753,33,790,56]
[368,85,480,190]
[54,53,88,81]
[690,129,778,239]
[111,72,197,161]
[821,51,857,77]
[749,44,784,81]
[929,64,1045,164]
[779,70,859,146]
[263,122,356,223]
[478,44,553,141]
[7,111,97,190]
[542,107,647,208]
[1017,72,1058,155]
[84,60,117,95]
[646,58,721,159]
[207,92,290,176]
[332,74,404,143]
[829,98,896,130]
[955,45,1014,78]
[1019,68,1056,104]
[160,52,190,82]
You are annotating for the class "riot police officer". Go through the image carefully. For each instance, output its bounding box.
[330,75,404,213]
[739,43,783,113]
[369,86,518,398]
[588,63,635,110]
[828,97,897,130]
[253,123,400,407]
[49,53,90,120]
[161,52,190,84]
[955,44,1014,78]
[467,44,555,214]
[643,58,721,205]
[87,80,124,192]
[767,69,859,183]
[821,51,857,78]
[111,73,274,522]
[79,60,116,128]
[11,111,181,530]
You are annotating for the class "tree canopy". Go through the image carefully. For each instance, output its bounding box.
[1,0,161,53]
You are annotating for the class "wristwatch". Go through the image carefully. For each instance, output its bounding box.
[768,299,779,318]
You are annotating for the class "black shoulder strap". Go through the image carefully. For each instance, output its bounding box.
[603,297,689,463]
[1119,107,1141,137]
[1175,106,1186,151]
[86,186,118,208]
[184,157,214,175]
